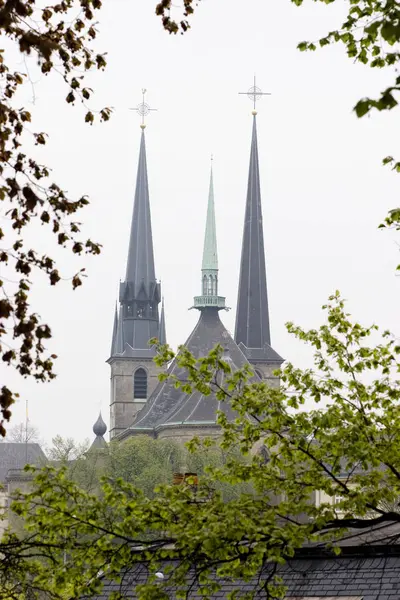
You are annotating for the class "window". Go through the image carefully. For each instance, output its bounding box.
[136,302,146,318]
[134,368,147,400]
[202,275,207,295]
[255,369,263,379]
[207,276,212,295]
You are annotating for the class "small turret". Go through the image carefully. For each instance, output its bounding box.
[90,412,107,450]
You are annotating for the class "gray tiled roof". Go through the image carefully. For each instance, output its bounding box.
[125,308,255,435]
[0,442,47,482]
[92,552,400,599]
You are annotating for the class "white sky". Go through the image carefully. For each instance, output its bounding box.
[3,0,399,445]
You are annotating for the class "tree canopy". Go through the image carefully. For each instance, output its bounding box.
[0,293,399,599]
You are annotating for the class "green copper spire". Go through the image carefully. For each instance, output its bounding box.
[201,166,218,271]
[192,162,226,311]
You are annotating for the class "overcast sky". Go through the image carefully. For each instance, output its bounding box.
[3,0,399,445]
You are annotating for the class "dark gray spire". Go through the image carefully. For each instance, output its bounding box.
[111,129,161,357]
[234,116,283,365]
[125,131,156,290]
[90,412,107,450]
[159,297,166,345]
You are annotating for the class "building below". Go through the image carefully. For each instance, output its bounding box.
[95,522,400,599]
[0,442,47,535]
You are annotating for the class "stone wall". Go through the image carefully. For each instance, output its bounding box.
[156,425,221,445]
[109,358,162,439]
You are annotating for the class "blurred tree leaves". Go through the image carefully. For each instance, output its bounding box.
[0,0,110,436]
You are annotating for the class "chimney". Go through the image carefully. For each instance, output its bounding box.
[172,472,198,487]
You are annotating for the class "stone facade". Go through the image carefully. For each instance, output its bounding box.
[109,357,161,439]
[156,425,221,445]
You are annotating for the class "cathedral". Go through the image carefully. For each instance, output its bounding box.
[106,99,283,443]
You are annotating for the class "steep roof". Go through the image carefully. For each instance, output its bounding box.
[124,308,253,436]
[0,442,47,482]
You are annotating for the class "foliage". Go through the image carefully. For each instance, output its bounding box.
[53,434,252,499]
[1,293,400,598]
[46,434,89,464]
[155,0,199,34]
[0,0,109,436]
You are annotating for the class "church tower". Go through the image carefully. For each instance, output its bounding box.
[108,113,164,439]
[235,97,283,382]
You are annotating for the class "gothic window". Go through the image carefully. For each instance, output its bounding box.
[136,302,146,318]
[126,303,133,317]
[134,368,147,400]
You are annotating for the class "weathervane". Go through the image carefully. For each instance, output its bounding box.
[130,89,157,129]
[239,75,271,115]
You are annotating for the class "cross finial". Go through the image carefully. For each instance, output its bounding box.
[130,88,157,129]
[239,75,271,115]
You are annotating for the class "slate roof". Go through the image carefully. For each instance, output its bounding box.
[90,519,400,599]
[123,308,255,436]
[234,116,283,366]
[92,550,400,599]
[0,442,47,482]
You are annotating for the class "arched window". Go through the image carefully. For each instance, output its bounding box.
[202,275,207,295]
[207,275,213,295]
[255,369,263,380]
[134,368,147,400]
